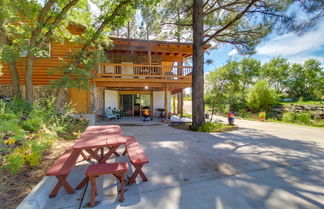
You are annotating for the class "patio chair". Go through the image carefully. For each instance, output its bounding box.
[105,107,118,120]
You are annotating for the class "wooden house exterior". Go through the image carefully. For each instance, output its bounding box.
[0,36,195,117]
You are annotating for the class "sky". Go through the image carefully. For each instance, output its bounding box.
[204,18,324,72]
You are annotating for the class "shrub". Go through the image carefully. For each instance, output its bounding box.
[247,80,277,112]
[193,122,235,133]
[6,97,32,116]
[4,152,25,174]
[282,112,296,122]
[296,112,311,124]
[22,117,43,132]
[0,96,88,174]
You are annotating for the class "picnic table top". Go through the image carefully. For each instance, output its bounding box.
[73,125,126,150]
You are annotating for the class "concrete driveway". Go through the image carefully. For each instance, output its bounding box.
[19,121,324,209]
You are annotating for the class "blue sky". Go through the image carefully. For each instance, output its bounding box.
[204,18,324,72]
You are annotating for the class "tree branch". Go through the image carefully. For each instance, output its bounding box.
[203,0,244,17]
[72,0,133,67]
[161,22,192,27]
[38,0,81,45]
[203,0,259,45]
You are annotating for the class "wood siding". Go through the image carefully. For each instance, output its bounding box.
[0,42,83,85]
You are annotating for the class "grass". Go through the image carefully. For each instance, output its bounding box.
[177,113,192,118]
[170,122,238,132]
[279,100,324,106]
[266,118,324,128]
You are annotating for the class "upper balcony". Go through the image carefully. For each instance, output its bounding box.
[95,63,192,83]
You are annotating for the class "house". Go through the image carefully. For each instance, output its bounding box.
[0,26,198,118]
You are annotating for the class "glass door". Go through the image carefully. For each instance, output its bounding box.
[120,95,133,116]
[119,94,152,117]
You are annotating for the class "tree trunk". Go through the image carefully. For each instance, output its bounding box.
[7,62,21,98]
[209,103,215,122]
[192,0,205,127]
[55,87,66,113]
[25,53,35,103]
[127,21,130,39]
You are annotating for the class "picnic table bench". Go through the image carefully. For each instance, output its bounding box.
[45,148,81,197]
[123,136,149,184]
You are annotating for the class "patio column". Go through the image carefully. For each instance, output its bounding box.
[91,84,98,121]
[148,51,152,64]
[177,93,180,115]
[173,94,176,114]
[164,84,168,116]
[180,90,183,117]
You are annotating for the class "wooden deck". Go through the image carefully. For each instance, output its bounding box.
[96,63,192,82]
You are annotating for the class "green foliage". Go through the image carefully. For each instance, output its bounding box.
[192,122,235,133]
[261,57,289,94]
[296,112,311,124]
[247,80,277,112]
[282,112,296,122]
[4,153,25,174]
[282,111,311,124]
[287,60,323,100]
[0,97,88,174]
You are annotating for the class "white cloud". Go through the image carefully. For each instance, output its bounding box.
[287,55,324,64]
[256,21,324,56]
[228,49,238,56]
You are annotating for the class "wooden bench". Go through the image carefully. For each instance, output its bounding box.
[45,148,80,198]
[76,162,129,206]
[122,136,149,184]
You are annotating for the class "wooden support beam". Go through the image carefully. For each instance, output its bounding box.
[180,90,183,117]
[148,51,152,65]
[173,94,176,114]
[164,84,168,117]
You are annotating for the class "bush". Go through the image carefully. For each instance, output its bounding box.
[282,112,296,122]
[192,122,235,133]
[296,112,311,124]
[0,96,88,174]
[247,80,277,112]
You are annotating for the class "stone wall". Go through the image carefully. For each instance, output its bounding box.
[272,103,324,119]
[0,85,61,101]
[0,86,12,97]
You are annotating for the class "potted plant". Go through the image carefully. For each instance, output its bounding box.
[259,112,266,122]
[227,113,235,125]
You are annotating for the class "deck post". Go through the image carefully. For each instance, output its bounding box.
[173,94,176,114]
[164,84,168,117]
[148,51,152,65]
[180,90,183,117]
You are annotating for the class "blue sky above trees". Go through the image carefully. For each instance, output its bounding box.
[205,18,324,72]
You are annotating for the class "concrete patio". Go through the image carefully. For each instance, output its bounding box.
[18,121,324,209]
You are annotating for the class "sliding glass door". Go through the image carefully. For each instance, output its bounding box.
[119,93,152,117]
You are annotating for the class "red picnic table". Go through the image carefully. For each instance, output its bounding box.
[73,125,127,163]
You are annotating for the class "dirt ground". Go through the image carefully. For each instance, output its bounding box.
[0,140,74,209]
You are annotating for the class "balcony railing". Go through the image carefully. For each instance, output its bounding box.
[96,63,192,81]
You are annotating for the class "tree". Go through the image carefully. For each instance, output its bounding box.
[0,0,40,98]
[287,59,323,100]
[205,58,260,117]
[161,0,324,127]
[24,0,85,103]
[140,6,161,40]
[53,0,155,111]
[247,79,277,111]
[261,57,289,95]
[0,0,90,101]
[159,0,192,42]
